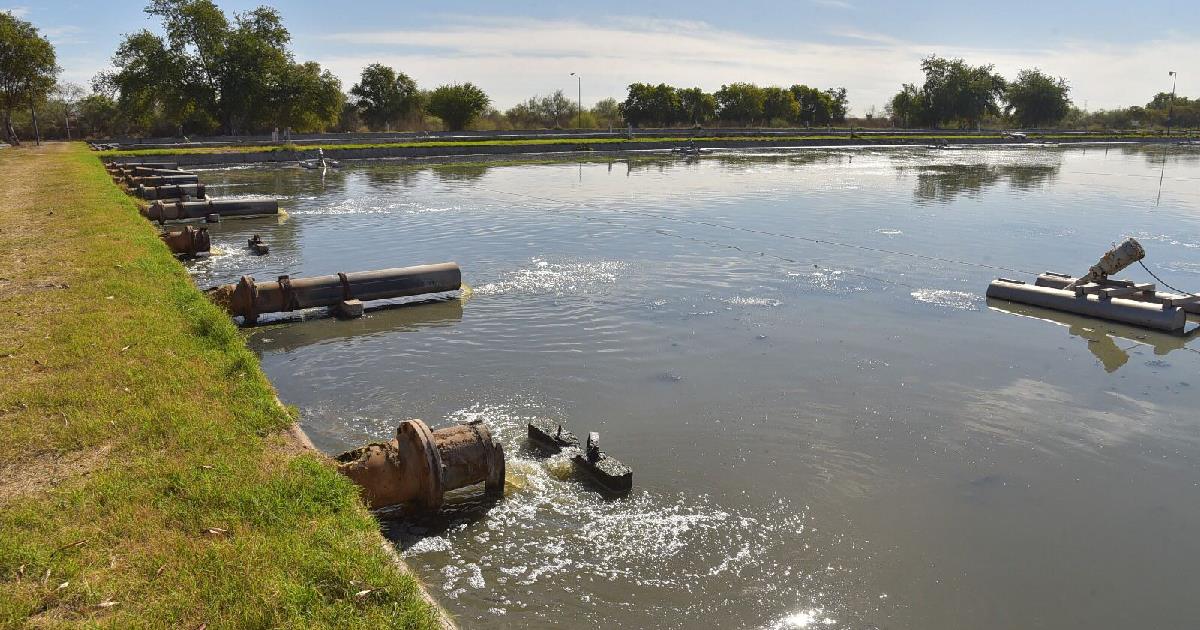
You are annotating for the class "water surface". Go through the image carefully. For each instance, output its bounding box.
[188,145,1200,629]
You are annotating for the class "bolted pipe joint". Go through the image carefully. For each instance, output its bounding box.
[335,419,505,511]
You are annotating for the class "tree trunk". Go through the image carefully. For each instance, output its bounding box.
[29,98,41,146]
[2,110,19,146]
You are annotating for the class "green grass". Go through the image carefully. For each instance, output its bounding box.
[0,143,444,628]
[97,131,1162,158]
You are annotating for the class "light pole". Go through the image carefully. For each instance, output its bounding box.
[1167,71,1176,136]
[570,72,581,129]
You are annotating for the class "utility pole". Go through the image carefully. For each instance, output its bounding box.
[1167,71,1177,136]
[570,72,581,129]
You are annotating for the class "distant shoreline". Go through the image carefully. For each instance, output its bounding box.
[101,133,1198,166]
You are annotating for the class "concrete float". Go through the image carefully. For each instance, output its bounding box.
[208,262,462,325]
[986,238,1193,334]
[1034,272,1200,316]
[527,419,633,495]
[159,225,210,257]
[144,198,278,222]
[335,419,505,511]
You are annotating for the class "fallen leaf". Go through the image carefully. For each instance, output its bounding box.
[98,600,119,608]
[120,345,131,352]
[155,564,165,576]
[200,465,213,470]
[354,589,374,599]
[203,527,228,537]
[57,581,69,590]
[105,296,114,300]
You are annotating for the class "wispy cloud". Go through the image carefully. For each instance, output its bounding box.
[809,0,856,9]
[1,5,30,17]
[314,17,1197,113]
[42,24,87,45]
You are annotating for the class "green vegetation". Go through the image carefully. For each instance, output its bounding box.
[425,83,491,132]
[0,143,443,628]
[98,0,343,136]
[350,64,422,132]
[618,82,848,127]
[0,11,58,144]
[888,55,1009,128]
[1005,69,1071,128]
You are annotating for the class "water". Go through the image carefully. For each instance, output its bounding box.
[187,145,1200,629]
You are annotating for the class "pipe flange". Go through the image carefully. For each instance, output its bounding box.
[395,419,444,512]
[233,275,259,324]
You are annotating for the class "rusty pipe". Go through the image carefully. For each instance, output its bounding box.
[160,225,211,256]
[215,262,461,324]
[145,199,278,222]
[336,419,505,511]
[1065,238,1146,289]
[137,183,206,200]
[132,166,191,177]
[126,174,199,187]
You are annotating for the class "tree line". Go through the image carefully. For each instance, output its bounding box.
[2,4,1197,142]
[618,83,848,127]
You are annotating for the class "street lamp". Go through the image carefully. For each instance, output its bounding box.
[1167,71,1177,136]
[569,72,581,129]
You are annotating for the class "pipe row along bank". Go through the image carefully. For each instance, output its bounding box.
[104,160,280,257]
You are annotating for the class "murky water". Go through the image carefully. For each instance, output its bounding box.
[188,145,1200,629]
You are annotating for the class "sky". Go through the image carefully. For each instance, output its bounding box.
[4,1,1196,115]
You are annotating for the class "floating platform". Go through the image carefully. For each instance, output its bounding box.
[1035,272,1200,316]
[986,278,1186,333]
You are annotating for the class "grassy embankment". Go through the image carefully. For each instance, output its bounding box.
[97,131,1165,158]
[0,142,443,628]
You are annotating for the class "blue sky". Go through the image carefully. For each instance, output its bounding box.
[4,1,1196,114]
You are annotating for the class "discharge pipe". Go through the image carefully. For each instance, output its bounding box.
[126,174,199,187]
[209,262,462,324]
[137,183,206,200]
[144,198,278,222]
[335,419,505,511]
[160,225,210,256]
[1064,238,1145,288]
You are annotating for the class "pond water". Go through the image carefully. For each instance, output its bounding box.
[188,145,1200,629]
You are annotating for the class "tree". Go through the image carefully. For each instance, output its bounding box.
[539,90,573,128]
[677,87,716,125]
[1005,69,1070,128]
[54,83,85,139]
[918,55,1006,128]
[619,83,680,127]
[590,97,622,128]
[824,87,848,123]
[888,83,927,128]
[0,11,59,144]
[761,87,799,124]
[426,83,490,131]
[107,1,343,136]
[715,83,765,125]
[789,84,834,126]
[350,63,420,131]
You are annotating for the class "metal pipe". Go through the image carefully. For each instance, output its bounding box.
[111,161,178,170]
[133,166,193,177]
[1064,237,1145,288]
[335,419,505,511]
[1036,272,1200,316]
[145,198,278,222]
[137,183,206,200]
[126,174,199,187]
[987,279,1186,333]
[212,262,461,324]
[160,225,210,256]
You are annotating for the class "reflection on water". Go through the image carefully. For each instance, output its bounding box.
[191,145,1200,629]
[987,297,1200,373]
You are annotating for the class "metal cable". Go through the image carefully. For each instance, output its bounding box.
[1138,260,1198,296]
